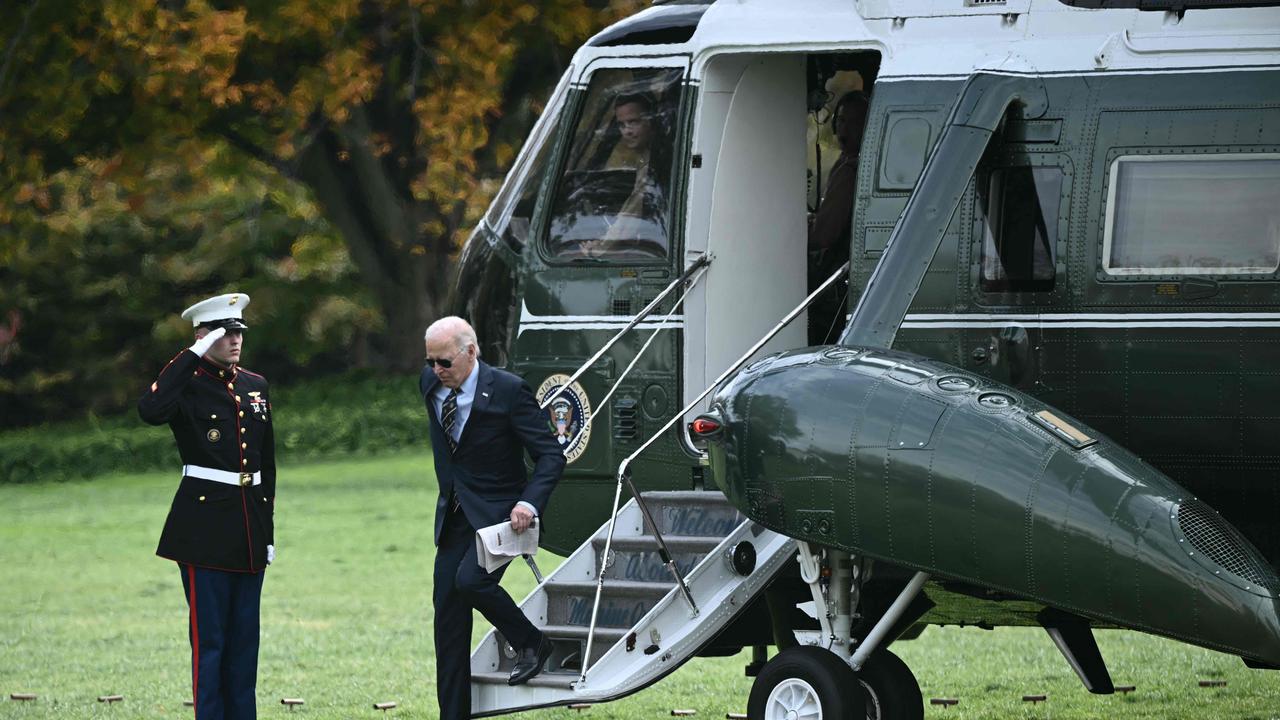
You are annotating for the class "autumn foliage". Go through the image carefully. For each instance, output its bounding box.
[0,0,642,427]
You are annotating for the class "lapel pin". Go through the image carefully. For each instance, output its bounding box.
[482,392,490,398]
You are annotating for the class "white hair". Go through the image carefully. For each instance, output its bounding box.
[424,316,479,355]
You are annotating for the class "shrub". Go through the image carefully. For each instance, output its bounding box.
[0,371,427,484]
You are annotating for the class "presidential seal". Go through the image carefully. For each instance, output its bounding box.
[535,374,593,464]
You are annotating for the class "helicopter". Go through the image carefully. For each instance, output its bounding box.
[449,0,1280,717]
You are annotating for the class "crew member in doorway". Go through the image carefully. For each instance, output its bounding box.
[420,316,565,720]
[139,293,276,720]
[808,90,869,345]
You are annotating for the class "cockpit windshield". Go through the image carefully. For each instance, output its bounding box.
[547,67,683,262]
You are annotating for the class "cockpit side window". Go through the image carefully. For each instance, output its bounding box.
[546,67,683,262]
[483,71,570,251]
[497,132,556,251]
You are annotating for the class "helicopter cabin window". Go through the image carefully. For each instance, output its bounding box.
[546,68,682,262]
[979,166,1062,292]
[1103,154,1280,276]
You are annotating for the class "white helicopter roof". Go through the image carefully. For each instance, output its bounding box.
[575,0,1280,78]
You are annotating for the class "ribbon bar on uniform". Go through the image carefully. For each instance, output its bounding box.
[182,464,262,487]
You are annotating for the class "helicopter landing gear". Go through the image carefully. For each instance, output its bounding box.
[747,646,865,720]
[854,648,923,720]
[776,544,930,719]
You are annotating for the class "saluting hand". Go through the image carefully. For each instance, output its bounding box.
[510,505,535,534]
[189,326,227,357]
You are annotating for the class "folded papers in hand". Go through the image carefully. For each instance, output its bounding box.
[475,520,540,573]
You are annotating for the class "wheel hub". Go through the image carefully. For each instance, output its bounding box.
[764,677,823,720]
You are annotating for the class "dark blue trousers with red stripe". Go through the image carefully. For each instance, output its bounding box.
[180,564,265,720]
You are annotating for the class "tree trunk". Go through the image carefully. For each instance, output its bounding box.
[293,109,453,372]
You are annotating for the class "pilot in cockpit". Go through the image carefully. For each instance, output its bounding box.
[607,93,655,172]
[582,93,668,255]
[548,68,681,262]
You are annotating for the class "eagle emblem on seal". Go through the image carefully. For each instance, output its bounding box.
[535,374,593,464]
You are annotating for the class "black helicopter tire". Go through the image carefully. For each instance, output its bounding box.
[855,648,923,720]
[747,646,864,720]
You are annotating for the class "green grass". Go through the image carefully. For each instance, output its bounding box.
[1,451,1277,718]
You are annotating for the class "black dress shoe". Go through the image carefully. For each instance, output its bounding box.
[508,635,552,686]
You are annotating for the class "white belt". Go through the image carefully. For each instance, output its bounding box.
[183,464,261,487]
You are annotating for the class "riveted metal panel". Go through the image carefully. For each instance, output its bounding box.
[708,346,1280,665]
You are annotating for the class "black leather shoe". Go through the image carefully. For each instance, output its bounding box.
[507,635,552,686]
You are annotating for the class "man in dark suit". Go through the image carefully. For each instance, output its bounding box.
[420,316,564,720]
[139,292,276,720]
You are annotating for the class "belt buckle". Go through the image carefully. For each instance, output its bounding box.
[239,473,253,487]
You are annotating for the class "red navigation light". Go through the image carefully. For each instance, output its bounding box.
[690,417,721,436]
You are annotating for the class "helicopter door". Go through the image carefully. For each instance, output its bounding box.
[684,54,809,406]
[512,57,691,536]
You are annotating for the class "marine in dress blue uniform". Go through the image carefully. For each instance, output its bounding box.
[138,293,276,720]
[420,316,565,720]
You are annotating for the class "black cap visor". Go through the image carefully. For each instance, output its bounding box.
[199,318,249,332]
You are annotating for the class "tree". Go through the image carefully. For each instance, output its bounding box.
[0,0,641,425]
[0,140,378,426]
[2,0,640,368]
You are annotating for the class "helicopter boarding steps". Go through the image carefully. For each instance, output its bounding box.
[469,490,796,716]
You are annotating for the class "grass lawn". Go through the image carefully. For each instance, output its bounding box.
[0,450,1277,718]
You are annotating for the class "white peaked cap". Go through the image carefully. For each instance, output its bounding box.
[180,293,251,328]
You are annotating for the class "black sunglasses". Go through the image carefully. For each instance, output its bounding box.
[425,348,465,369]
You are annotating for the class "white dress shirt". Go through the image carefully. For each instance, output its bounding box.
[433,360,479,446]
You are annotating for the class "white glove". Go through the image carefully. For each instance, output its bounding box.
[267,544,275,565]
[189,326,227,357]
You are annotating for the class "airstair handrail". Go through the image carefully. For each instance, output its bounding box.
[539,252,712,411]
[579,260,852,685]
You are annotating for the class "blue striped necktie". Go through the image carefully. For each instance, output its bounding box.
[442,389,459,453]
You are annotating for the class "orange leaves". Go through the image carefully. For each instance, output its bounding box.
[321,47,382,123]
[274,0,361,37]
[98,3,248,108]
[242,82,285,115]
[5,0,647,295]
[400,0,643,221]
[407,2,527,209]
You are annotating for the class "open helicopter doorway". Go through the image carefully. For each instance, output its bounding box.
[683,51,879,410]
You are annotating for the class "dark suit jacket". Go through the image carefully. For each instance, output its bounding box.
[420,361,565,545]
